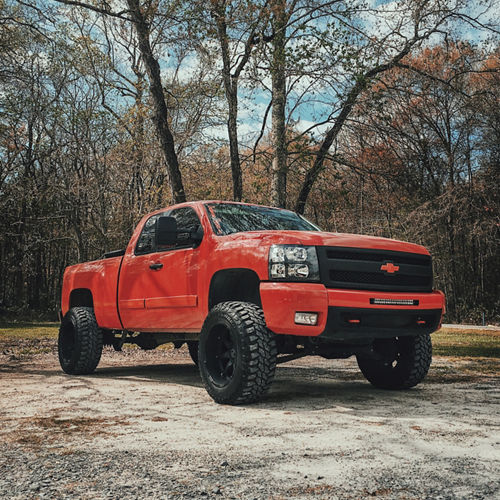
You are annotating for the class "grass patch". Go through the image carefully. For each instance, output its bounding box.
[427,357,499,383]
[0,322,58,358]
[433,328,500,358]
[0,323,498,358]
[0,322,58,340]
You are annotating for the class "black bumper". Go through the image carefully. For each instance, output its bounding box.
[320,307,442,341]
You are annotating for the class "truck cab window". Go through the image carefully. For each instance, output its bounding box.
[170,207,200,230]
[169,207,202,248]
[135,214,164,255]
[135,208,201,254]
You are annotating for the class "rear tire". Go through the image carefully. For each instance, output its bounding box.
[356,333,432,389]
[58,307,103,375]
[187,341,198,366]
[199,301,277,405]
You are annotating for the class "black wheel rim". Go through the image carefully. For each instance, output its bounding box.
[204,324,237,387]
[60,321,76,361]
[376,337,403,370]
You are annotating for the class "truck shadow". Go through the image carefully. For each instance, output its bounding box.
[93,362,203,386]
[90,362,443,415]
[15,360,479,415]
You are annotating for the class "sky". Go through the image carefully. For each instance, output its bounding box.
[48,0,500,149]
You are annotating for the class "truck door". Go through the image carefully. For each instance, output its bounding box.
[118,206,203,332]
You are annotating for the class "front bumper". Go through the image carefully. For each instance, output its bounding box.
[260,283,445,339]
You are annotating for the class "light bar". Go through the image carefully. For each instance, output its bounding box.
[370,298,419,306]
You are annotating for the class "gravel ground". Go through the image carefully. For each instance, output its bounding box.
[0,340,499,499]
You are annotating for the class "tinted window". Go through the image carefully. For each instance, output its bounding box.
[170,207,201,231]
[167,207,202,249]
[135,207,202,255]
[205,203,320,236]
[135,213,163,254]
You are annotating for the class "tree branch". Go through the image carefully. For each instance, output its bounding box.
[53,0,132,21]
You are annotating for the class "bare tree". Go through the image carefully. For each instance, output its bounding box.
[207,1,270,200]
[53,0,187,203]
[294,0,500,213]
[269,0,288,207]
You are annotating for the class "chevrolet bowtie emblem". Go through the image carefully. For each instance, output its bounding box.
[380,262,400,273]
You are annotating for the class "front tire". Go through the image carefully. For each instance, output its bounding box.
[199,301,277,405]
[58,307,103,375]
[356,333,432,389]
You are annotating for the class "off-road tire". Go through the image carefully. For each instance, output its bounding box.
[199,301,277,405]
[58,307,103,375]
[356,333,432,389]
[187,341,199,366]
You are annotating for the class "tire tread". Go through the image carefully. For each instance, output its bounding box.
[199,301,277,405]
[357,333,432,389]
[58,307,103,375]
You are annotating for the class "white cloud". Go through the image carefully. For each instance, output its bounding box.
[293,119,330,137]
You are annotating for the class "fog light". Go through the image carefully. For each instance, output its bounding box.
[294,312,318,325]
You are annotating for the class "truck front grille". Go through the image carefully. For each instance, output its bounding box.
[316,246,433,293]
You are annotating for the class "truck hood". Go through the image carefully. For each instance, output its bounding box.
[225,230,430,255]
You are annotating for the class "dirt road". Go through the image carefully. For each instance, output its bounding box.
[0,345,499,499]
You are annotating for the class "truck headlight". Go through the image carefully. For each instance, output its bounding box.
[269,245,319,281]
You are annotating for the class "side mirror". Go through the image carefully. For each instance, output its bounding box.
[156,216,177,246]
[191,225,204,245]
[176,224,204,246]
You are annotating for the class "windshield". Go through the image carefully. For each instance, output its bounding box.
[205,203,320,236]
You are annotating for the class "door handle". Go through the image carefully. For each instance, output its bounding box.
[149,263,163,270]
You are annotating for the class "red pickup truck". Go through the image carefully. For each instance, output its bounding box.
[59,201,445,404]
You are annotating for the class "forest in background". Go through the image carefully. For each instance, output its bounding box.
[0,0,499,323]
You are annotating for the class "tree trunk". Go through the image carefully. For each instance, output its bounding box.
[131,68,146,214]
[127,0,186,203]
[294,78,365,214]
[270,0,287,208]
[227,90,242,201]
[213,3,242,201]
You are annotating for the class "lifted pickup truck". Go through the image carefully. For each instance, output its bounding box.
[59,201,445,404]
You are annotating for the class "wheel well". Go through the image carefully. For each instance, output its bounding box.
[208,269,261,310]
[69,288,94,309]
